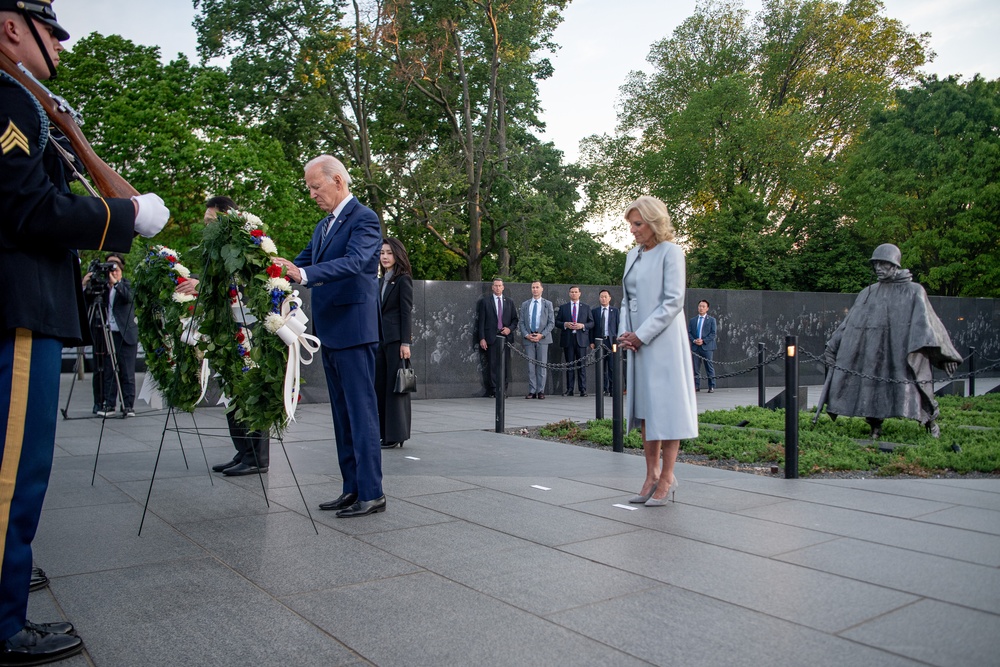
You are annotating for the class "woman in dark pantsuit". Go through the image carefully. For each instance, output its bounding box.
[376,238,413,448]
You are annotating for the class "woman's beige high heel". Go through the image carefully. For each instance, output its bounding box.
[645,477,679,506]
[629,481,658,504]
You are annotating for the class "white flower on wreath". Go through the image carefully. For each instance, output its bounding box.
[266,277,291,293]
[172,292,196,303]
[158,246,178,258]
[173,263,191,278]
[260,237,278,255]
[240,211,263,231]
[264,313,285,333]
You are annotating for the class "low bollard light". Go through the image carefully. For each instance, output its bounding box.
[612,343,624,453]
[784,335,799,478]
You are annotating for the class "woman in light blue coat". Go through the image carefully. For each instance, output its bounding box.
[617,196,698,507]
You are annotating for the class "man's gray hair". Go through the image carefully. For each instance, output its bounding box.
[305,155,352,186]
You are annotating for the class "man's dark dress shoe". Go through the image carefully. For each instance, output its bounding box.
[381,441,402,449]
[537,393,545,400]
[563,391,574,396]
[223,462,268,476]
[579,392,588,397]
[319,493,357,511]
[24,621,74,636]
[707,388,715,393]
[0,624,84,666]
[211,458,241,473]
[335,496,386,518]
[28,567,48,592]
[525,393,535,399]
[695,388,701,392]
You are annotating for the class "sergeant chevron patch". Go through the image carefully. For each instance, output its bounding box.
[1,120,30,155]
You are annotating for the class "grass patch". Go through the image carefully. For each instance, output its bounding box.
[537,396,1000,477]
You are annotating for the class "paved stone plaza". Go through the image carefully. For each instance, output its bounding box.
[29,378,1000,666]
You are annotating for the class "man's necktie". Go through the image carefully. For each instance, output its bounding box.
[572,302,577,324]
[531,300,538,332]
[321,215,334,245]
[698,316,704,339]
[496,297,503,330]
[603,307,608,337]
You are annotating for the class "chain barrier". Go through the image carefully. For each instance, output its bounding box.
[504,339,602,372]
[694,350,784,381]
[800,349,1000,384]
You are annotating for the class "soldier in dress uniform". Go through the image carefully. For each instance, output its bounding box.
[0,2,169,663]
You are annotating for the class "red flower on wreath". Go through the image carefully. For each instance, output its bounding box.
[166,255,177,263]
[266,263,283,278]
[250,229,264,238]
[236,331,245,343]
[176,276,187,284]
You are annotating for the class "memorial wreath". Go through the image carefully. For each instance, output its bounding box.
[132,246,206,412]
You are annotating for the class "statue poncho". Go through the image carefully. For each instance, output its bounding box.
[824,269,961,426]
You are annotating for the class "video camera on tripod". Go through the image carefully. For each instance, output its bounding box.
[84,259,119,297]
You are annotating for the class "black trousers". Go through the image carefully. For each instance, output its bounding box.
[96,331,136,410]
[226,410,269,467]
[564,344,587,393]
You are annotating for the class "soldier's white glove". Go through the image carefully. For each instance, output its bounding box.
[132,193,170,237]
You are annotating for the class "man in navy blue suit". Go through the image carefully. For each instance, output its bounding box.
[276,155,385,518]
[589,289,619,396]
[555,286,594,396]
[688,299,717,392]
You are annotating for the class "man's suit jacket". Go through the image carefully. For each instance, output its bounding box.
[477,293,518,345]
[109,279,138,346]
[518,298,555,345]
[555,301,594,349]
[294,197,382,349]
[688,314,717,351]
[379,272,413,345]
[590,304,620,347]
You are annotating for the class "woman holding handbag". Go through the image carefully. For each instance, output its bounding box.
[376,238,414,448]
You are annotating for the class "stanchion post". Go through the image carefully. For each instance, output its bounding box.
[969,346,976,397]
[594,338,604,420]
[495,335,506,433]
[758,342,765,408]
[784,336,799,479]
[612,343,624,453]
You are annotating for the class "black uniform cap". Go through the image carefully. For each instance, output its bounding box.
[0,0,69,41]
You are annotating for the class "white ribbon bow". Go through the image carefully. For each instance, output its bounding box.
[179,316,211,406]
[274,291,321,421]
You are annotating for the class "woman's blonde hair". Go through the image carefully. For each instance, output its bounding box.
[624,196,674,243]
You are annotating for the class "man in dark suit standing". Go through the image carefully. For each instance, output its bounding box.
[276,155,385,518]
[688,299,717,392]
[589,289,620,396]
[555,286,594,396]
[476,278,517,398]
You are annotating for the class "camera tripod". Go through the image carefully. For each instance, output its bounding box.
[61,289,126,420]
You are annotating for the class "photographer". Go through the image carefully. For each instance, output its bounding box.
[83,254,138,417]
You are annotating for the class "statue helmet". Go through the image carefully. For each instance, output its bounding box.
[869,243,901,268]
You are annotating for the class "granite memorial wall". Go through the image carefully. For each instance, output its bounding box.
[291,281,1000,402]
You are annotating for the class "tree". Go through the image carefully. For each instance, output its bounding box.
[51,33,316,254]
[581,0,929,291]
[840,76,1000,297]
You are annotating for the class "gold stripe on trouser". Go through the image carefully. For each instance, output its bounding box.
[0,328,33,580]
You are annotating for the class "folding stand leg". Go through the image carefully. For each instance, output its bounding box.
[90,407,111,486]
[277,435,317,535]
[139,406,175,536]
[188,410,214,484]
[170,409,190,469]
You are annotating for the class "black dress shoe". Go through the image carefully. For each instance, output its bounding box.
[537,393,545,400]
[525,393,535,399]
[336,496,386,518]
[707,388,715,393]
[211,457,241,473]
[579,392,588,397]
[563,391,574,396]
[318,492,358,511]
[381,441,401,449]
[0,625,84,665]
[223,462,268,476]
[28,567,48,592]
[24,621,74,636]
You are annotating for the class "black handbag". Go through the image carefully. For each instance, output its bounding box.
[394,358,417,394]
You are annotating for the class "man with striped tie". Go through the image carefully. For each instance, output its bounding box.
[518,281,555,399]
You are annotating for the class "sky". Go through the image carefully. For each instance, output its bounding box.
[56,0,999,165]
